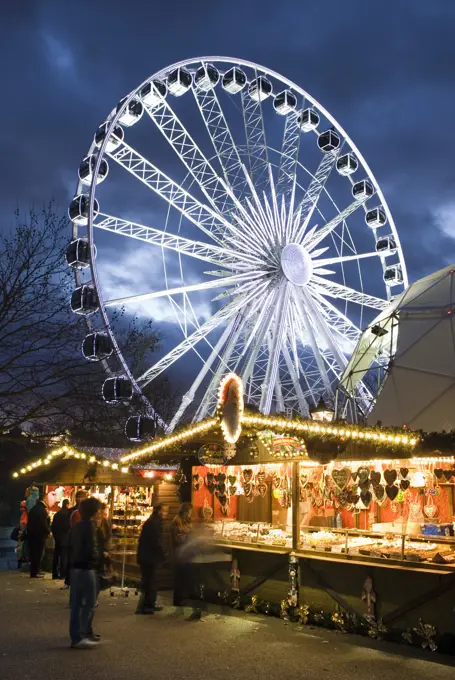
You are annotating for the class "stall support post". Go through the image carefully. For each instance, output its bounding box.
[291,462,299,551]
[109,486,115,531]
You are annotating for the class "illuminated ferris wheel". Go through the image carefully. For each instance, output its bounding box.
[67,57,407,439]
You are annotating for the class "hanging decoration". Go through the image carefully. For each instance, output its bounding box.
[198,442,227,466]
[218,373,244,444]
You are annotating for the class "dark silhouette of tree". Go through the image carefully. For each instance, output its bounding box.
[0,205,175,443]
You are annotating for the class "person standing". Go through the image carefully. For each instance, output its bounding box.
[85,502,112,641]
[68,497,101,649]
[171,503,193,607]
[27,492,50,578]
[69,490,88,528]
[51,499,70,580]
[63,490,87,589]
[136,503,168,615]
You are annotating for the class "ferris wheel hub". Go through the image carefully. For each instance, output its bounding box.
[281,243,313,286]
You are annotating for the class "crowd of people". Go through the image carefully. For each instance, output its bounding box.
[13,488,218,649]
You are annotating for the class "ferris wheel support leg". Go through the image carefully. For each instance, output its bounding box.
[168,317,237,431]
[259,283,291,414]
[240,287,281,389]
[267,333,285,413]
[291,288,334,398]
[195,311,250,421]
[300,288,347,370]
[281,343,310,417]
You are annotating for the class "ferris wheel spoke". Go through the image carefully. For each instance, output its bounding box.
[309,276,388,310]
[241,83,270,192]
[304,197,369,251]
[143,95,238,221]
[192,78,245,197]
[299,287,347,371]
[195,311,253,420]
[108,141,259,253]
[266,332,285,413]
[314,251,380,268]
[310,290,362,346]
[137,280,270,387]
[103,270,266,308]
[291,149,341,243]
[93,212,256,270]
[168,315,238,430]
[276,111,302,199]
[240,287,281,386]
[108,140,226,244]
[259,283,291,414]
[291,288,334,396]
[281,342,310,416]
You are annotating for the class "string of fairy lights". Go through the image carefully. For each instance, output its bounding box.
[119,413,418,466]
[12,446,130,479]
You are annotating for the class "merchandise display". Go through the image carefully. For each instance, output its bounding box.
[214,520,292,548]
[192,462,293,550]
[193,455,455,571]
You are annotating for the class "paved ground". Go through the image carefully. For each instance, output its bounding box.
[0,571,454,680]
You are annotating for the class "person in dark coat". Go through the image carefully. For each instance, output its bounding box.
[51,499,70,580]
[63,489,87,588]
[27,492,50,578]
[136,503,168,614]
[68,497,101,649]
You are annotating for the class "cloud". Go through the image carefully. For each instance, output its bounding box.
[42,33,75,73]
[97,245,213,324]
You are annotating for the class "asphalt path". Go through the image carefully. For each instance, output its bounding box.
[0,572,454,679]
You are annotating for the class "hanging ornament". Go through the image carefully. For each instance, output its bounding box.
[201,498,213,521]
[192,474,203,491]
[423,495,438,519]
[331,467,351,491]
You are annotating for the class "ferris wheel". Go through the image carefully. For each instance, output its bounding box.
[67,57,408,439]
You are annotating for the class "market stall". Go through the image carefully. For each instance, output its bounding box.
[12,446,179,586]
[118,374,455,649]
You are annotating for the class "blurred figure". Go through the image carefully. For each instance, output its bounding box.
[96,503,112,583]
[51,499,70,580]
[171,503,193,607]
[136,503,168,615]
[27,492,50,578]
[178,522,230,621]
[68,497,101,649]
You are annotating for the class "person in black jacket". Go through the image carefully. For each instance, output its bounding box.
[136,503,168,615]
[51,499,70,580]
[68,497,101,649]
[27,492,50,578]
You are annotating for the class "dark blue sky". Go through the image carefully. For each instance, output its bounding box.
[2,0,455,282]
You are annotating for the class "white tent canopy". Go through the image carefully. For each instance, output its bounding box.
[339,264,455,431]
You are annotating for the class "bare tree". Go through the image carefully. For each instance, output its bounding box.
[0,205,170,443]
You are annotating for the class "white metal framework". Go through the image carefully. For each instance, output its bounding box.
[69,57,407,434]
